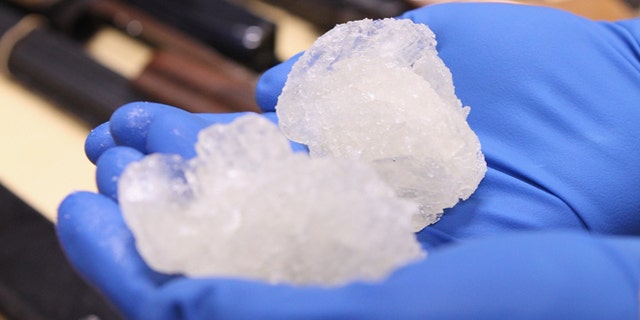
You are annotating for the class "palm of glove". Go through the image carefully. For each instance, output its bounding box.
[57,3,640,319]
[411,4,640,242]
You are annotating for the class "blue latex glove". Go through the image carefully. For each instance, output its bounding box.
[57,3,640,319]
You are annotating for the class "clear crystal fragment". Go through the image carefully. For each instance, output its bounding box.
[276,18,486,230]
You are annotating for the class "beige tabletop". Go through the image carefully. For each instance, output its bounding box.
[0,75,96,222]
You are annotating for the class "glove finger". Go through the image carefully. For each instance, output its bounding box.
[145,111,272,158]
[110,104,262,158]
[145,111,279,158]
[85,122,117,164]
[109,102,178,153]
[57,192,164,320]
[196,112,257,123]
[96,146,144,201]
[145,110,212,159]
[255,52,302,112]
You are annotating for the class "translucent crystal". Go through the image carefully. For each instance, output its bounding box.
[276,18,486,230]
[119,114,424,286]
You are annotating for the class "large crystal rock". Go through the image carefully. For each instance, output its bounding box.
[119,114,424,286]
[276,19,486,230]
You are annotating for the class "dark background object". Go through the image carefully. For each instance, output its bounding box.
[24,0,103,41]
[135,50,261,113]
[123,0,279,71]
[0,183,123,320]
[7,27,144,126]
[5,0,279,71]
[1,1,262,127]
[0,3,145,127]
[1,0,98,40]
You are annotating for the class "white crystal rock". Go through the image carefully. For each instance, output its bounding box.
[119,114,424,286]
[276,18,486,230]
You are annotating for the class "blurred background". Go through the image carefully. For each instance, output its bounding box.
[0,0,638,319]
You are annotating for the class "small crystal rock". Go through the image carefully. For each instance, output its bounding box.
[276,18,486,230]
[119,114,424,286]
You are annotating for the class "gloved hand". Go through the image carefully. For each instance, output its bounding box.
[57,3,640,319]
[259,4,640,245]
